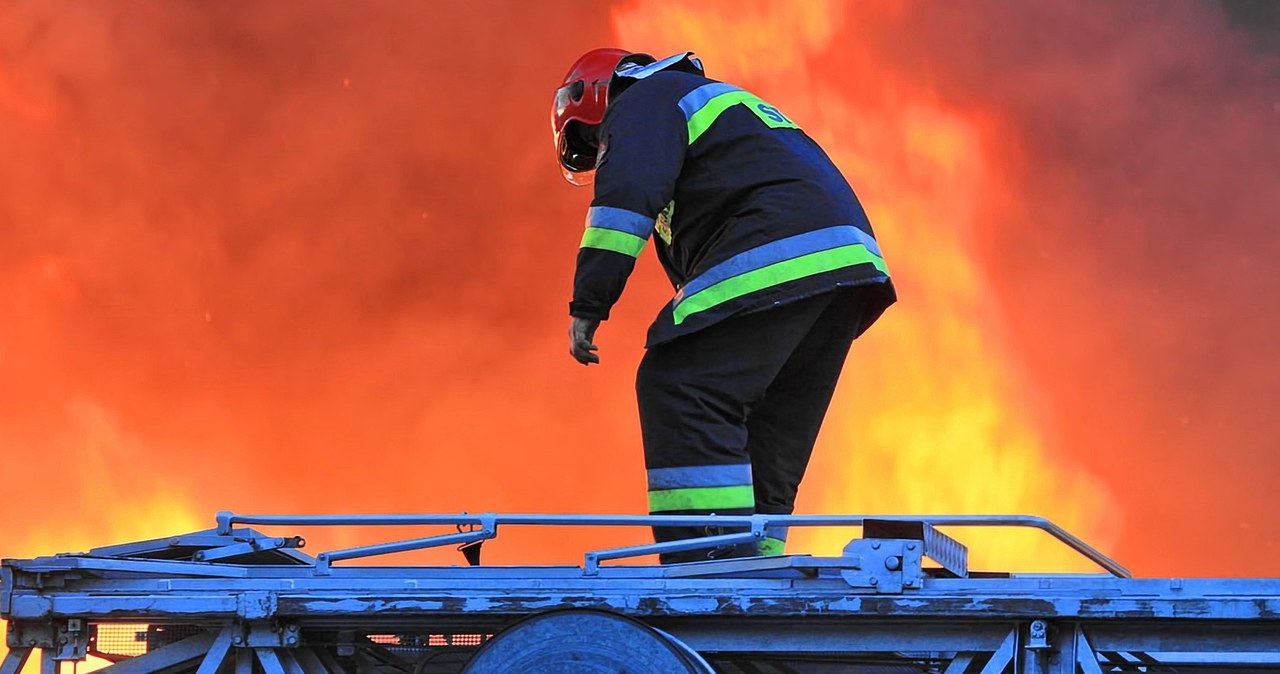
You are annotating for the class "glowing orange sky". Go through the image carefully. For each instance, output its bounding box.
[0,0,1277,589]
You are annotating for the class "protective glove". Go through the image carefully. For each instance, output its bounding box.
[568,316,601,365]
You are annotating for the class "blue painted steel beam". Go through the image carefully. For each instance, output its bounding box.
[9,557,248,578]
[6,564,1280,622]
[12,590,1277,623]
[1076,631,1105,674]
[193,626,234,674]
[1138,652,1280,664]
[292,648,333,674]
[277,650,307,674]
[942,653,975,674]
[96,630,218,674]
[254,649,287,674]
[668,621,1016,653]
[978,630,1016,674]
[0,648,32,674]
[234,648,252,674]
[1088,623,1280,653]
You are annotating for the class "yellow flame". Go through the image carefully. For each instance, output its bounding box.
[1,398,203,674]
[613,0,844,80]
[615,0,1118,572]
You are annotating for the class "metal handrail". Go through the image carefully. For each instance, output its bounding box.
[215,511,1131,578]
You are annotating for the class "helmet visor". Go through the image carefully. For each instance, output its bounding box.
[557,121,600,185]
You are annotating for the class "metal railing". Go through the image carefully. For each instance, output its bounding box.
[215,511,1131,578]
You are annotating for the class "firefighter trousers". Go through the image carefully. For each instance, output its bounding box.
[636,288,869,564]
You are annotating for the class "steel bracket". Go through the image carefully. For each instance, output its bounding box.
[840,538,923,593]
[334,630,357,657]
[1,563,13,615]
[6,621,55,650]
[4,619,87,662]
[52,619,88,661]
[1026,619,1051,650]
[235,622,301,649]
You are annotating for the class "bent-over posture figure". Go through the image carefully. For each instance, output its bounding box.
[551,49,896,563]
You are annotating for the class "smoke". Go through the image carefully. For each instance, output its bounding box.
[857,0,1280,575]
[0,0,645,562]
[615,0,1279,575]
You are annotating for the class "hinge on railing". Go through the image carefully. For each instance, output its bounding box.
[838,520,969,593]
[839,538,922,593]
[193,536,305,562]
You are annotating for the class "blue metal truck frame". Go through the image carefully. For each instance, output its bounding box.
[4,512,1279,673]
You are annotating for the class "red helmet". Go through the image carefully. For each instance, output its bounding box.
[552,48,630,186]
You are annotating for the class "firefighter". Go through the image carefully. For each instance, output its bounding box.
[552,49,896,563]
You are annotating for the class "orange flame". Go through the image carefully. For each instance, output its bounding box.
[1,13,1277,671]
[614,0,1116,573]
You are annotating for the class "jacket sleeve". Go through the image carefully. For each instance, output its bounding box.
[569,81,688,320]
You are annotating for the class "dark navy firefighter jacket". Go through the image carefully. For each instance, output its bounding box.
[569,53,895,347]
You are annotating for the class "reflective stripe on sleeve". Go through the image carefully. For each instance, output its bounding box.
[580,206,652,257]
[580,227,647,257]
[587,206,656,238]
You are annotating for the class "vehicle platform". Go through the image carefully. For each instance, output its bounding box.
[3,512,1278,673]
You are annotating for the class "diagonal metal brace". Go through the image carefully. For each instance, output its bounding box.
[195,626,235,674]
[979,629,1018,674]
[0,648,32,674]
[256,649,288,674]
[96,629,219,674]
[1076,629,1105,674]
[314,515,496,574]
[584,531,762,575]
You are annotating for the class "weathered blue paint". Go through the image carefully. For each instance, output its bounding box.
[2,512,1278,673]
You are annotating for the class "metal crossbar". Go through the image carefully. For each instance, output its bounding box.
[215,511,1131,578]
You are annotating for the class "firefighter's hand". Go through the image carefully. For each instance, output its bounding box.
[569,316,601,365]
